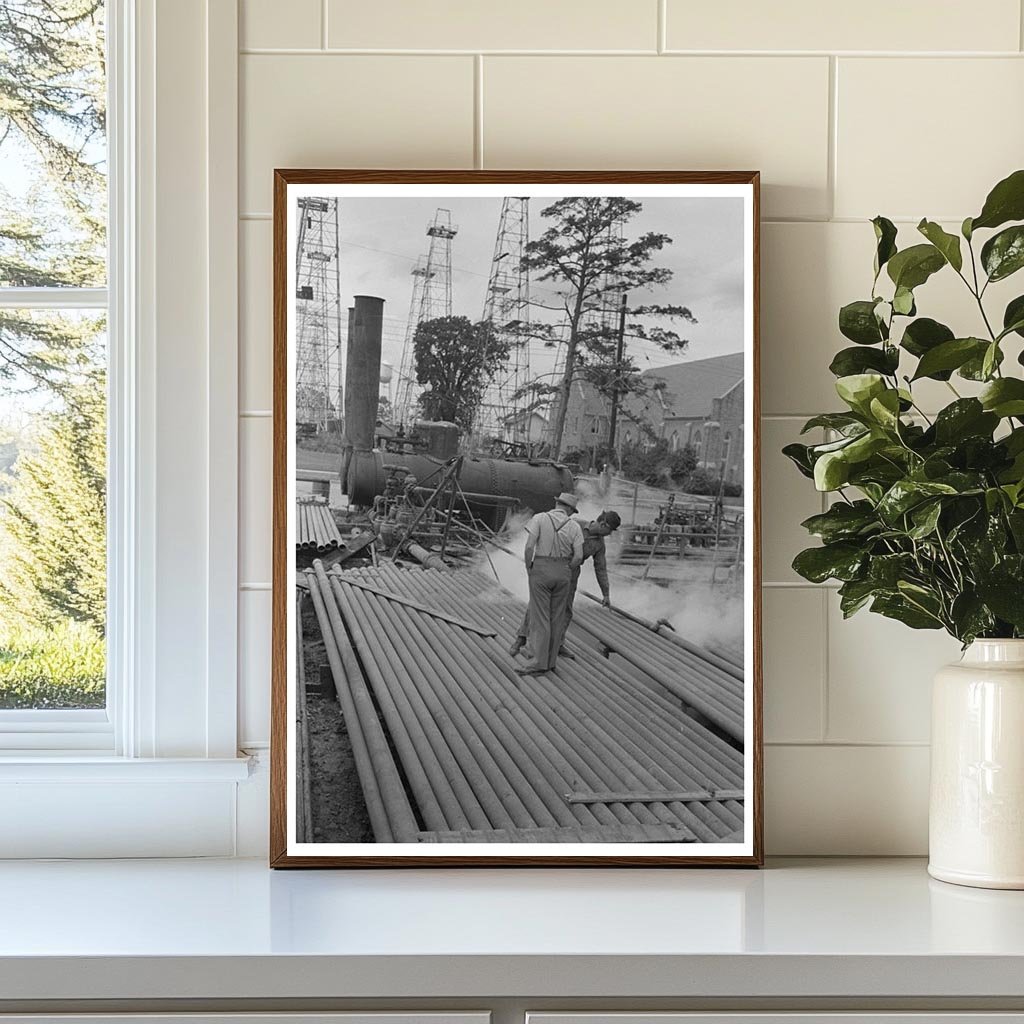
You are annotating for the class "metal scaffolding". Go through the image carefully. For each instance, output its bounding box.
[473,197,531,443]
[394,208,458,426]
[295,196,342,430]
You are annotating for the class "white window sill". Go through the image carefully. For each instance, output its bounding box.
[0,858,1021,1005]
[0,755,252,782]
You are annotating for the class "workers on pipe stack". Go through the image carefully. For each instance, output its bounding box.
[512,493,584,676]
[510,509,622,665]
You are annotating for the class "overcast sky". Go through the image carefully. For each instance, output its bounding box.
[321,195,746,388]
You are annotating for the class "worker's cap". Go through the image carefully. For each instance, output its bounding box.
[599,510,622,530]
[555,492,579,511]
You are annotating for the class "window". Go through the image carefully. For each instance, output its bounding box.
[0,1,108,716]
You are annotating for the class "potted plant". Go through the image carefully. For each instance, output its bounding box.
[785,169,1024,889]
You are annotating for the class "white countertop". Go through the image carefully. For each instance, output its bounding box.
[2,857,1024,1002]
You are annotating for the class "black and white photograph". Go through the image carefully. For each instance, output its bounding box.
[274,172,761,865]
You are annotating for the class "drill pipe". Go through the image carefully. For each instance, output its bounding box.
[331,575,485,831]
[332,577,494,830]
[348,583,560,830]
[576,604,745,703]
[341,583,522,830]
[326,574,452,832]
[344,567,600,829]
[365,567,656,833]
[295,594,313,843]
[346,573,607,831]
[569,610,744,742]
[436,569,745,838]
[307,565,414,841]
[388,568,714,839]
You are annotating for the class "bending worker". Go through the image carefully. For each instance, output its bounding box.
[511,508,622,663]
[512,492,584,676]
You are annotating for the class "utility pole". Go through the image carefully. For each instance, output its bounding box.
[607,292,628,453]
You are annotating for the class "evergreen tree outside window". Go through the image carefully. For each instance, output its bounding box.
[0,1,107,709]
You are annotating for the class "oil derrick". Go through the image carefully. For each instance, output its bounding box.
[394,209,458,426]
[472,197,531,444]
[295,197,341,430]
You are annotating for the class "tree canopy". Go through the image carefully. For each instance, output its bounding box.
[413,315,511,432]
[521,197,696,459]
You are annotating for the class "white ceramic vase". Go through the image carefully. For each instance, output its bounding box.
[929,639,1024,889]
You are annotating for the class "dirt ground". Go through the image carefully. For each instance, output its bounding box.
[299,597,373,843]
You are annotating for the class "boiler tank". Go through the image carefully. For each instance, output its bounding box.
[346,449,574,529]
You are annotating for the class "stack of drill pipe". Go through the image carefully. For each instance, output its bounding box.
[296,497,343,552]
[304,564,419,841]
[569,603,744,744]
[312,560,743,843]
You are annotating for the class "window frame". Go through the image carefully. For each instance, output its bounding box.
[0,0,243,773]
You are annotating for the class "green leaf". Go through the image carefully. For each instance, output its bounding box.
[792,542,866,584]
[829,345,899,378]
[980,378,1024,418]
[886,243,946,291]
[933,399,999,444]
[835,373,887,413]
[839,299,887,345]
[871,594,943,630]
[877,479,958,524]
[950,592,995,644]
[868,552,914,587]
[800,501,879,543]
[962,216,974,241]
[900,317,955,361]
[917,219,963,272]
[872,216,898,277]
[1003,295,1024,339]
[800,412,864,434]
[838,579,879,618]
[971,169,1024,232]
[981,225,1024,282]
[976,575,1024,629]
[960,344,1004,380]
[908,500,942,540]
[982,341,1000,381]
[868,389,902,430]
[892,286,916,316]
[782,442,814,479]
[814,450,850,491]
[911,337,988,380]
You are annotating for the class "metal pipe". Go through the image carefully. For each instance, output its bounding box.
[407,542,447,570]
[306,567,411,841]
[326,572,452,832]
[295,594,313,843]
[355,583,551,830]
[349,584,518,830]
[332,576,486,830]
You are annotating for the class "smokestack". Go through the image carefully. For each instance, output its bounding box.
[347,295,383,450]
[340,296,384,496]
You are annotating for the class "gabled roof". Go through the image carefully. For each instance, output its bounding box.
[627,352,744,422]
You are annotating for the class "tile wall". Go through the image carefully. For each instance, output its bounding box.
[236,0,1024,853]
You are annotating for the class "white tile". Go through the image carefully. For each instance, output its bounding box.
[666,0,1021,53]
[762,588,824,743]
[836,58,1024,221]
[241,0,321,49]
[760,417,824,584]
[483,56,831,220]
[827,598,961,743]
[328,0,658,51]
[240,219,272,411]
[240,55,474,214]
[239,589,272,747]
[765,744,929,854]
[240,416,273,585]
[761,220,1020,416]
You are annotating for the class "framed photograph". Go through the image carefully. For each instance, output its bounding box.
[270,170,762,867]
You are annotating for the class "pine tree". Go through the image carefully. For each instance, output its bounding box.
[0,373,105,632]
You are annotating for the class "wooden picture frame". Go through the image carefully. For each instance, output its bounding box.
[271,170,762,867]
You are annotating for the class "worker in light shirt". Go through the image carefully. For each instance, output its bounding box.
[511,508,621,662]
[511,492,584,676]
